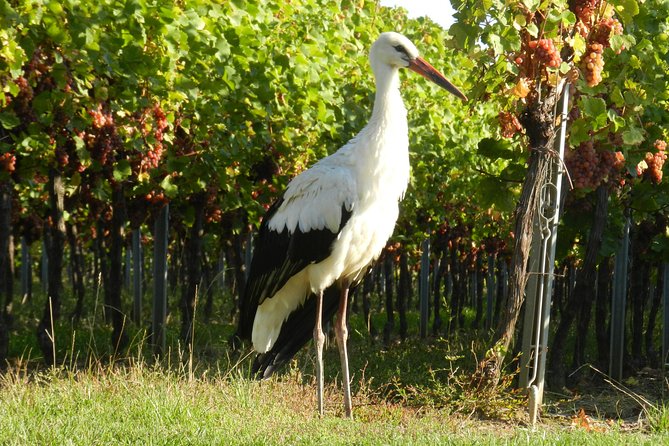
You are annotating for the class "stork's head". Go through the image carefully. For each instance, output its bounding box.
[370,32,468,102]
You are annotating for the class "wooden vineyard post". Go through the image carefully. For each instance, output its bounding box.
[432,253,444,335]
[244,232,253,282]
[382,255,395,345]
[21,236,31,302]
[124,244,132,290]
[0,182,10,360]
[610,212,630,382]
[420,238,430,339]
[663,263,669,385]
[152,204,169,356]
[486,254,495,331]
[500,260,508,322]
[41,238,48,294]
[218,251,225,291]
[445,250,453,322]
[132,228,142,325]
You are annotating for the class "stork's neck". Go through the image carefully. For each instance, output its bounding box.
[369,63,405,124]
[346,61,410,203]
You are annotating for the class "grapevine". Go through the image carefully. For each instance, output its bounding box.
[0,0,663,387]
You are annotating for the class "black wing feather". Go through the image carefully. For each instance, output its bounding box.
[252,285,342,378]
[251,268,370,378]
[238,198,352,340]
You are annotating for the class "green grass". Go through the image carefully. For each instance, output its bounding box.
[0,364,665,445]
[648,403,669,434]
[3,288,668,444]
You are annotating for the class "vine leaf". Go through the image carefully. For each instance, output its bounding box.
[0,111,19,129]
[610,0,640,25]
[622,126,644,145]
[477,137,516,160]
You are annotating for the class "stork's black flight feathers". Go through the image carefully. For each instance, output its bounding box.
[238,198,352,348]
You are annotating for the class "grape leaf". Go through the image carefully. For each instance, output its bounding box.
[622,126,644,145]
[477,137,516,160]
[0,111,20,129]
[579,97,608,130]
[113,159,132,181]
[610,0,640,25]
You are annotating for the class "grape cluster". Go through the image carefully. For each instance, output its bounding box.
[0,152,17,173]
[140,105,168,170]
[205,205,223,224]
[570,0,600,26]
[10,75,36,123]
[528,39,562,69]
[145,190,168,205]
[637,140,667,184]
[87,105,121,166]
[591,17,624,48]
[140,142,163,170]
[15,77,31,99]
[569,0,626,86]
[498,111,522,138]
[581,43,604,87]
[204,185,223,224]
[91,131,115,166]
[384,241,403,263]
[55,146,69,168]
[566,140,625,189]
[89,105,112,129]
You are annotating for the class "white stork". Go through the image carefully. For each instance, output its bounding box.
[238,31,467,418]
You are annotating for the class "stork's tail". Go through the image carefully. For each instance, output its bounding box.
[252,286,340,379]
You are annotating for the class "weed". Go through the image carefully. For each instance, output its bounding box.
[647,402,669,433]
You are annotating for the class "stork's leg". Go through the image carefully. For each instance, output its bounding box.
[313,289,325,417]
[335,284,353,419]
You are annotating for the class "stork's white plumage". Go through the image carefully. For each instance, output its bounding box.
[238,32,467,419]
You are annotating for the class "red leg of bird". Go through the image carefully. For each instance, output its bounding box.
[335,284,352,419]
[313,289,325,417]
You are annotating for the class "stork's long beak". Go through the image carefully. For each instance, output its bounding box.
[409,57,468,102]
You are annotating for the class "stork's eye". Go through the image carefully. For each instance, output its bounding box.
[393,45,408,56]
